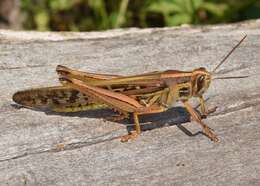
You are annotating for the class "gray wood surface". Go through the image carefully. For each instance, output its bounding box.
[0,20,260,186]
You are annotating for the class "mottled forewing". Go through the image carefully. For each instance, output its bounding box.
[12,86,108,112]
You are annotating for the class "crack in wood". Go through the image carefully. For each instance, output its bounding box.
[0,64,46,70]
[0,131,122,163]
[212,99,260,117]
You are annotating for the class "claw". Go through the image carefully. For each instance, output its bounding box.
[120,131,139,142]
[202,106,218,118]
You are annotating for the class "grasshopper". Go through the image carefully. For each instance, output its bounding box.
[13,35,248,142]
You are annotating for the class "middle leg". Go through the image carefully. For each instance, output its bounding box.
[121,112,141,142]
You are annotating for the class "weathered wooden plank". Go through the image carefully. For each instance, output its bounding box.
[0,20,260,185]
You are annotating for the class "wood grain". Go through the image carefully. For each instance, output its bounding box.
[0,20,260,185]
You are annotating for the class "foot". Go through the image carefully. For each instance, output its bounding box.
[201,106,218,118]
[203,126,219,142]
[207,106,218,115]
[120,131,139,142]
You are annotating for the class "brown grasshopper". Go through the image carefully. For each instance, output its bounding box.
[13,35,248,142]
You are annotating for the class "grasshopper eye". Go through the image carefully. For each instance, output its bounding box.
[198,75,205,84]
[197,75,205,92]
[199,75,205,82]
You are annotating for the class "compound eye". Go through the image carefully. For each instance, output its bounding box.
[197,75,205,91]
[198,75,205,82]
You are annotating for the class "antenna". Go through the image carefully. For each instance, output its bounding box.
[212,75,249,80]
[212,35,247,73]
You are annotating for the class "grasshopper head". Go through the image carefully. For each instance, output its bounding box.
[192,68,211,97]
